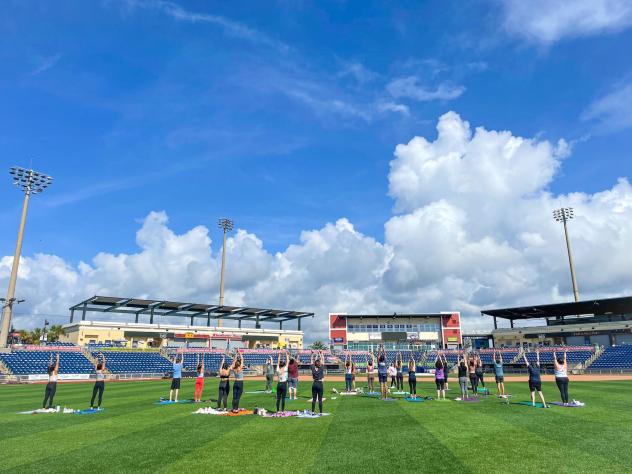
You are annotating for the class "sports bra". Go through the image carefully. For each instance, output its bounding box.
[96,370,105,381]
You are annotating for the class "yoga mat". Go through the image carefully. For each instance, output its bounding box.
[18,408,57,415]
[405,397,424,402]
[458,397,480,403]
[512,401,547,408]
[245,390,269,394]
[381,398,397,402]
[390,391,408,395]
[339,391,359,396]
[75,408,103,415]
[296,412,330,418]
[550,401,584,408]
[156,399,194,405]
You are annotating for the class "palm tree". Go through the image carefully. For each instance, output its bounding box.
[18,330,33,344]
[30,328,43,344]
[47,325,66,342]
[309,341,327,350]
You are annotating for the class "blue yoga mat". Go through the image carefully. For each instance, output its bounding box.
[405,397,424,402]
[513,401,547,408]
[75,408,104,415]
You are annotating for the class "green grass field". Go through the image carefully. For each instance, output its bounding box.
[1,379,631,473]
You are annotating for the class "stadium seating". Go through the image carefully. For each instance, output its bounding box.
[0,350,94,375]
[90,351,172,374]
[589,345,632,369]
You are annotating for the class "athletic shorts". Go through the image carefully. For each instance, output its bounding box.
[378,373,387,383]
[495,375,504,383]
[529,380,541,392]
[435,379,445,390]
[171,378,181,390]
[289,378,298,389]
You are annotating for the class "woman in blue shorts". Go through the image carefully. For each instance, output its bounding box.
[377,345,389,400]
[523,350,547,408]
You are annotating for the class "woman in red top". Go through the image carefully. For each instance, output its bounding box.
[288,355,299,400]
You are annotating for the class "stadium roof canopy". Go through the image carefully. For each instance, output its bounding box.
[69,296,314,330]
[482,296,632,328]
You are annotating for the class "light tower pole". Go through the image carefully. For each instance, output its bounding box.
[553,207,580,302]
[217,218,234,327]
[0,166,53,347]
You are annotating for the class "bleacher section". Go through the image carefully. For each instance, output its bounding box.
[1,345,627,377]
[590,345,632,370]
[90,351,172,374]
[0,350,94,375]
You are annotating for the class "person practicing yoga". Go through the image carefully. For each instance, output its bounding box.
[468,353,479,396]
[441,353,450,391]
[288,355,299,400]
[523,350,547,408]
[388,362,397,389]
[217,355,231,411]
[475,354,485,389]
[352,361,357,390]
[395,352,404,391]
[194,354,205,403]
[90,352,106,409]
[377,346,389,400]
[366,353,376,393]
[434,354,446,400]
[457,353,469,400]
[43,353,59,409]
[231,350,245,412]
[265,356,275,393]
[276,350,290,412]
[553,350,570,405]
[169,352,183,402]
[310,350,325,414]
[493,351,505,397]
[408,356,417,399]
[344,353,354,392]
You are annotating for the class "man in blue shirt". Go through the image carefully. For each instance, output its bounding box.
[493,351,505,398]
[169,353,184,402]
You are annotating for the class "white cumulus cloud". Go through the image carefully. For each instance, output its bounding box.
[499,0,632,44]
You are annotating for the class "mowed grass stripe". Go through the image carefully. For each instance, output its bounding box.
[312,393,471,474]
[401,393,628,473]
[13,405,248,473]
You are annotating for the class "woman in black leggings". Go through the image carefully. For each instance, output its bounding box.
[310,350,325,413]
[43,353,59,409]
[468,354,479,396]
[217,355,231,411]
[554,350,570,405]
[276,350,289,412]
[407,356,417,399]
[475,355,485,389]
[231,350,245,413]
[90,353,106,409]
[396,352,404,391]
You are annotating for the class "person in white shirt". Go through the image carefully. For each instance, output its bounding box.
[276,350,289,412]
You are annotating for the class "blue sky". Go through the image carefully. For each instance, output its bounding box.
[2,1,632,335]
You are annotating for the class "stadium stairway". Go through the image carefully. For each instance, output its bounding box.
[0,358,12,375]
[582,346,604,370]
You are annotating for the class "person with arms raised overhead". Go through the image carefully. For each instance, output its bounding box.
[169,352,184,402]
[194,354,205,403]
[366,352,376,393]
[493,351,505,398]
[43,353,59,409]
[90,352,107,409]
[310,350,325,414]
[553,349,570,406]
[231,350,245,412]
[217,354,231,411]
[377,345,389,400]
[523,349,547,408]
[276,350,290,413]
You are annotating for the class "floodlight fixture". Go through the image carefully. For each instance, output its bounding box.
[1,166,52,347]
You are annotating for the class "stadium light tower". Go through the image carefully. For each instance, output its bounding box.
[0,166,53,347]
[217,218,234,327]
[553,207,580,302]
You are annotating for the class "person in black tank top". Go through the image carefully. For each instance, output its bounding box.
[310,350,325,414]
